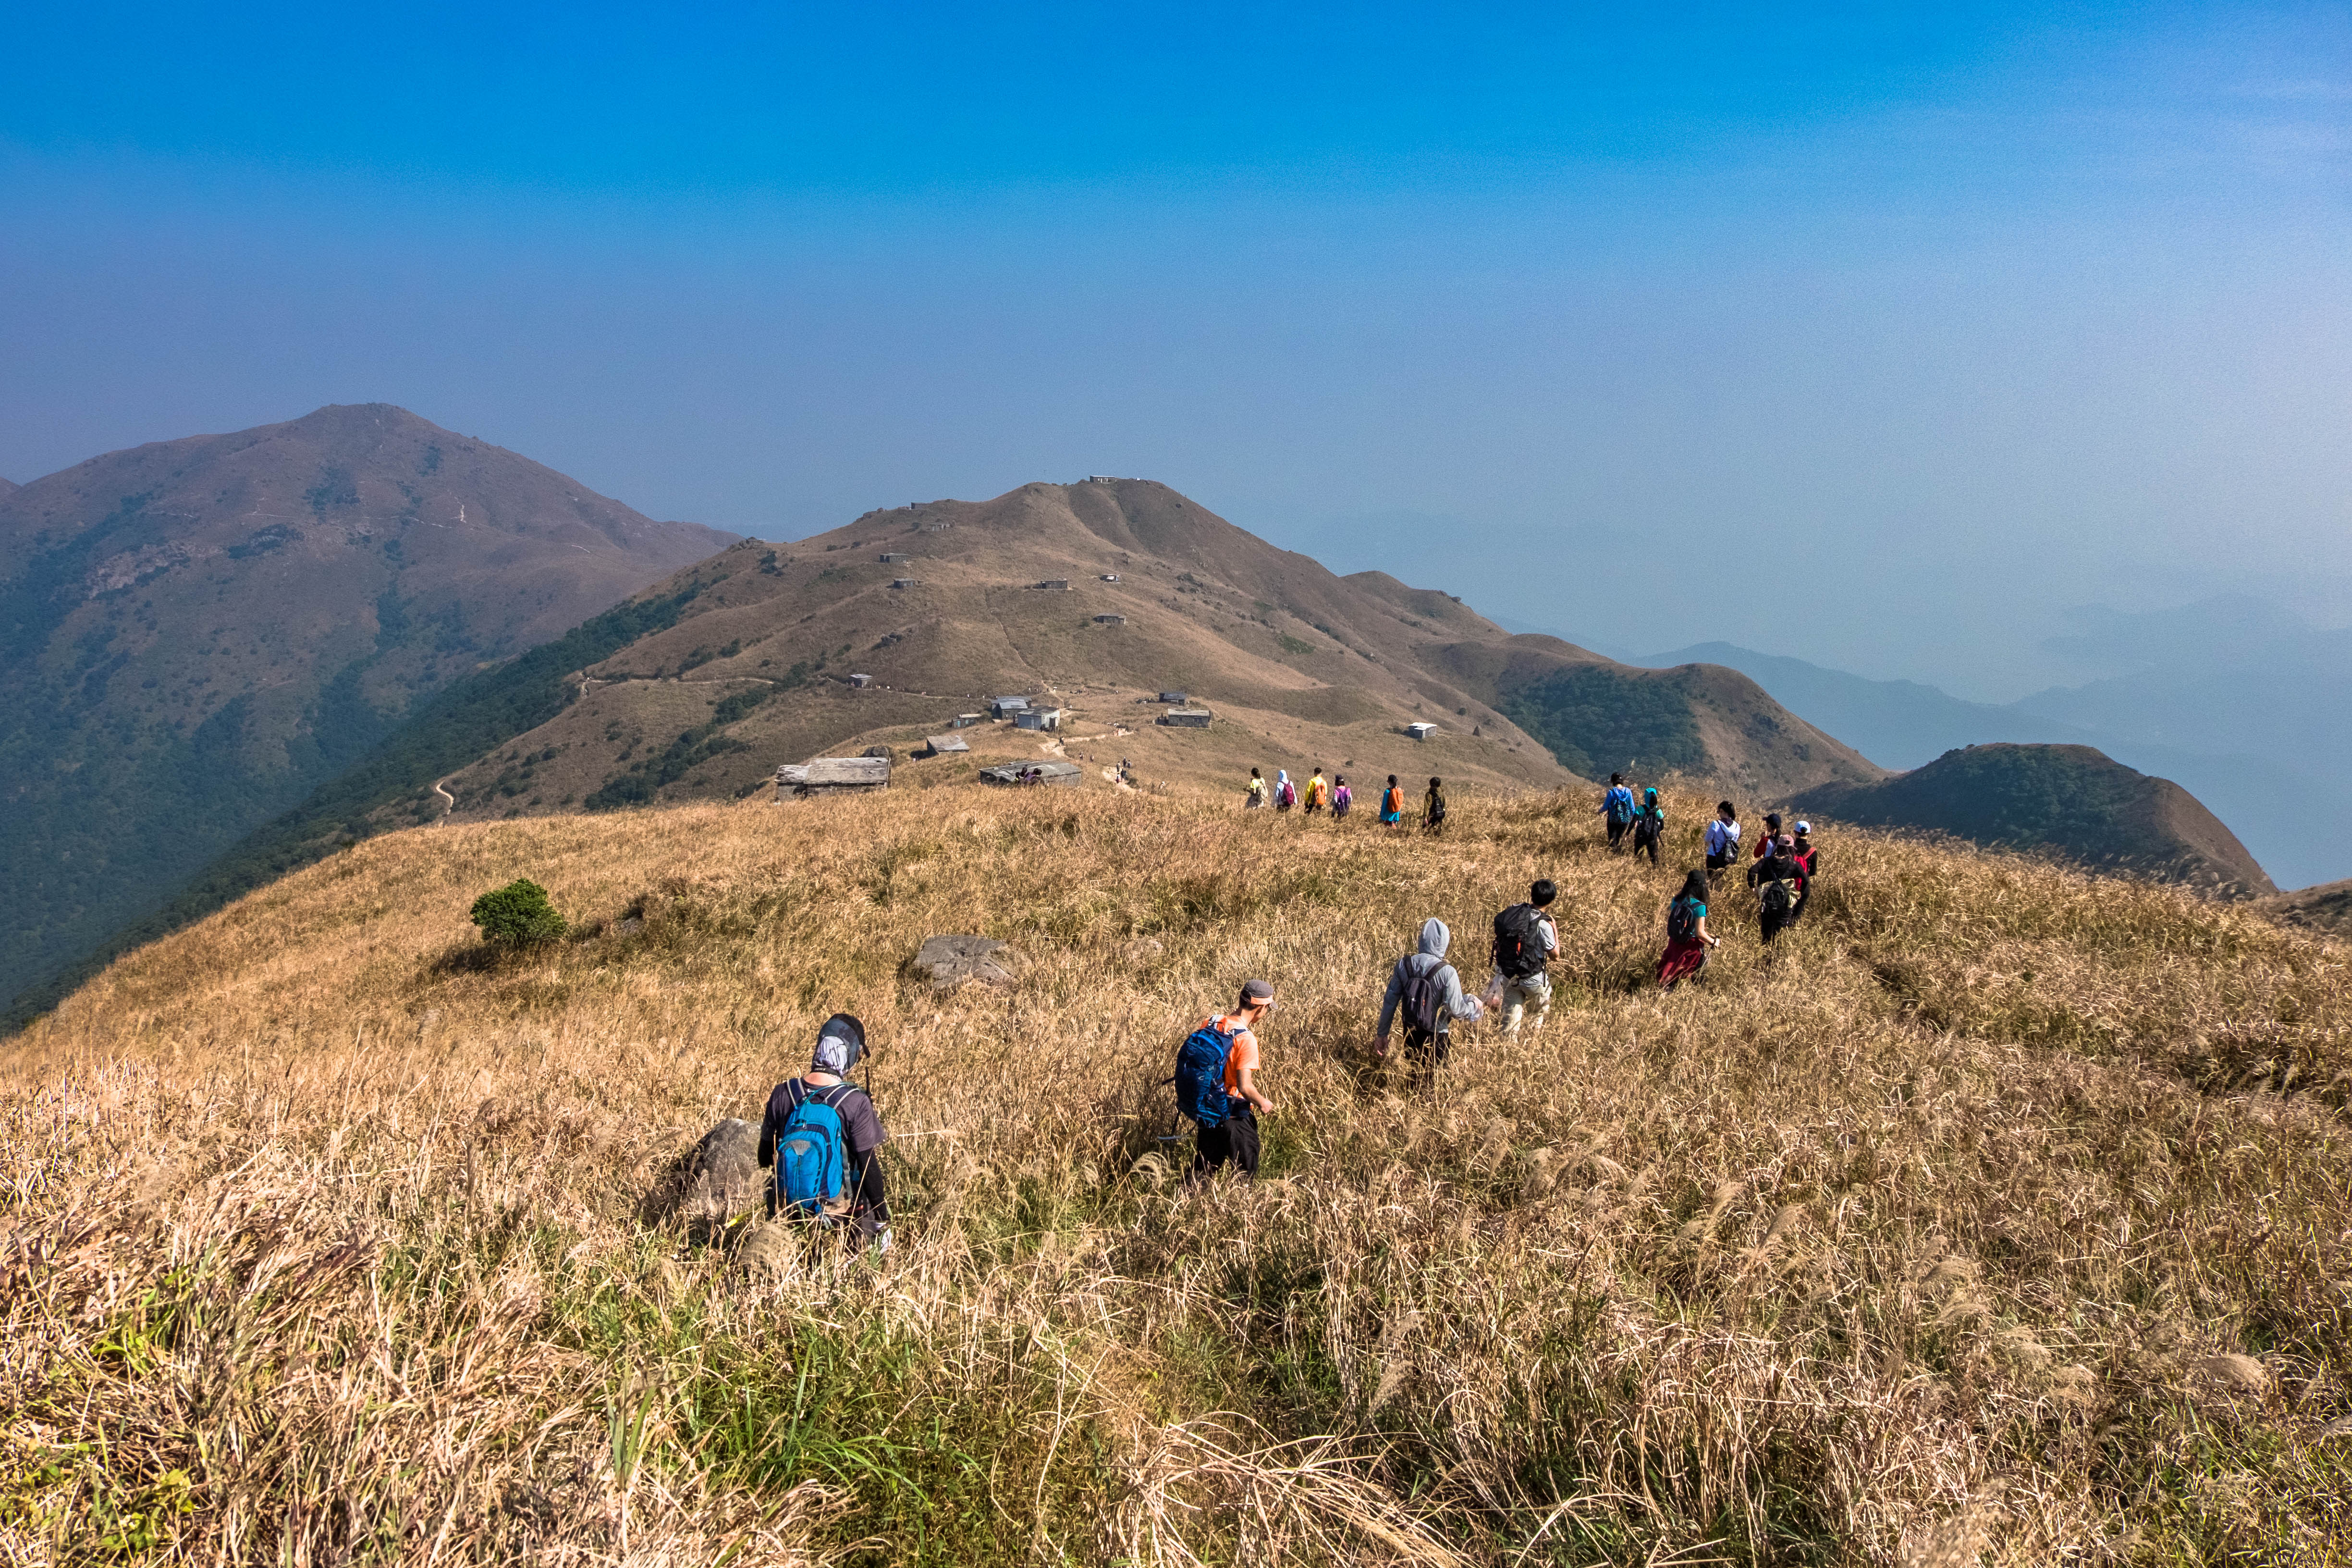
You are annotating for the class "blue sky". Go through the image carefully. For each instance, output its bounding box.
[3,2,2346,696]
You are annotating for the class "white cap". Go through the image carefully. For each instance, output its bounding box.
[1794,821,1811,835]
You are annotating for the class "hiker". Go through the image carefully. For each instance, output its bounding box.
[1332,775,1353,819]
[1491,880,1560,1037]
[1752,812,1783,860]
[1703,801,1741,889]
[1598,772,1637,852]
[1379,774,1406,828]
[1274,769,1298,812]
[1423,776,1447,833]
[1788,821,1821,922]
[1375,918,1484,1069]
[1304,767,1329,815]
[1630,786,1666,865]
[1748,833,1801,944]
[1656,871,1719,991]
[1173,980,1278,1182]
[758,1013,892,1253]
[1245,767,1266,809]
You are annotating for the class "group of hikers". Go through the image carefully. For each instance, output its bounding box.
[1246,767,1449,831]
[754,780,1827,1246]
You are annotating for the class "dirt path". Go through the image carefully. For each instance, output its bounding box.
[432,777,456,820]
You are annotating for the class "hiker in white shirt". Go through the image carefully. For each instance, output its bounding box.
[1703,800,1742,890]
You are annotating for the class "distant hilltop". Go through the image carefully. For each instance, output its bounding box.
[1787,742,2274,899]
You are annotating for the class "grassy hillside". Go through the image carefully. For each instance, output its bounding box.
[0,403,733,1016]
[2262,877,2352,936]
[6,785,2347,1564]
[1789,743,2275,898]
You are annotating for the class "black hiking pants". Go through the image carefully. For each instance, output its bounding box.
[1760,910,1789,945]
[1404,1026,1451,1071]
[1605,817,1628,850]
[1632,827,1659,864]
[1190,1111,1261,1181]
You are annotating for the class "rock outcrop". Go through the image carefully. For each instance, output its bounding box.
[911,934,1019,990]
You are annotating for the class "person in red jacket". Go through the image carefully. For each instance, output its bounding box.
[1788,821,1821,922]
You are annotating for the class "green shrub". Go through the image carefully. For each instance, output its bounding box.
[468,879,567,946]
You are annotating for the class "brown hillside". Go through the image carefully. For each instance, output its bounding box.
[0,476,17,496]
[1789,742,2275,898]
[429,480,1877,821]
[0,403,735,1010]
[2262,877,2352,935]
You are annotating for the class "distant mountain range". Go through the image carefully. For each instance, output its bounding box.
[10,454,2305,1027]
[0,404,735,1011]
[1639,624,2342,892]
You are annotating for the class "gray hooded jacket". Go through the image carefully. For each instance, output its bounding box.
[1377,918,1485,1037]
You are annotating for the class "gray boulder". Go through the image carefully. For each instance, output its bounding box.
[911,934,1019,990]
[679,1117,765,1222]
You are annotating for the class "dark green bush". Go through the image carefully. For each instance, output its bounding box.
[469,879,567,946]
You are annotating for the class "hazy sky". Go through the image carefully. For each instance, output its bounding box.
[3,2,2345,698]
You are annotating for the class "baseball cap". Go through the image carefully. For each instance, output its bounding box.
[1242,979,1274,1002]
[1794,821,1811,835]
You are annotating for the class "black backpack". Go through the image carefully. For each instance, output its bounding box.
[1760,877,1795,919]
[1667,897,1699,943]
[1492,904,1549,979]
[1398,959,1448,1039]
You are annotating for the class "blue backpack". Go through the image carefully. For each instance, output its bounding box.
[1173,1019,1241,1128]
[1607,786,1636,824]
[774,1089,850,1219]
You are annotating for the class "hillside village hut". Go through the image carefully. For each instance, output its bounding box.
[950,712,984,728]
[1159,708,1212,728]
[891,577,920,588]
[1015,707,1064,732]
[878,551,910,563]
[1094,614,1127,625]
[920,734,969,758]
[1157,690,1188,704]
[979,760,1082,788]
[848,673,874,688]
[1034,578,1071,591]
[990,696,1030,720]
[778,756,891,796]
[1406,722,1438,741]
[1100,573,1120,582]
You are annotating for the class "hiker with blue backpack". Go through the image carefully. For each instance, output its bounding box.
[1374,918,1484,1070]
[758,1013,893,1252]
[1598,773,1637,852]
[1174,980,1278,1181]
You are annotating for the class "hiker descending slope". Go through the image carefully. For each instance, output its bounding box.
[1332,775,1353,820]
[1304,768,1329,815]
[1423,777,1448,834]
[1380,775,1406,829]
[1704,802,1742,889]
[1245,768,1267,809]
[1630,786,1666,865]
[1598,773,1637,852]
[1490,880,1560,1037]
[759,1013,893,1252]
[1274,770,1297,812]
[1172,980,1278,1182]
[1752,813,1784,860]
[1747,833,1801,947]
[1788,822,1821,922]
[1656,872,1719,991]
[1375,918,1483,1069]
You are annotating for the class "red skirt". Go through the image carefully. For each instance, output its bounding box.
[1656,938,1709,988]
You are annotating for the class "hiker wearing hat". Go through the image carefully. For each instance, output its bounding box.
[1630,786,1666,864]
[759,1013,893,1252]
[1788,821,1821,922]
[1598,772,1637,851]
[1173,980,1278,1182]
[1747,833,1802,946]
[1752,812,1783,859]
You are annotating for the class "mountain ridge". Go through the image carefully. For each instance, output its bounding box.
[0,402,735,1012]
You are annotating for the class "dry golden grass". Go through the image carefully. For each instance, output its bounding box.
[5,784,2350,1565]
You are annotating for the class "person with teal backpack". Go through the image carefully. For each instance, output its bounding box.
[1630,786,1666,864]
[1173,980,1277,1182]
[759,1013,893,1252]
